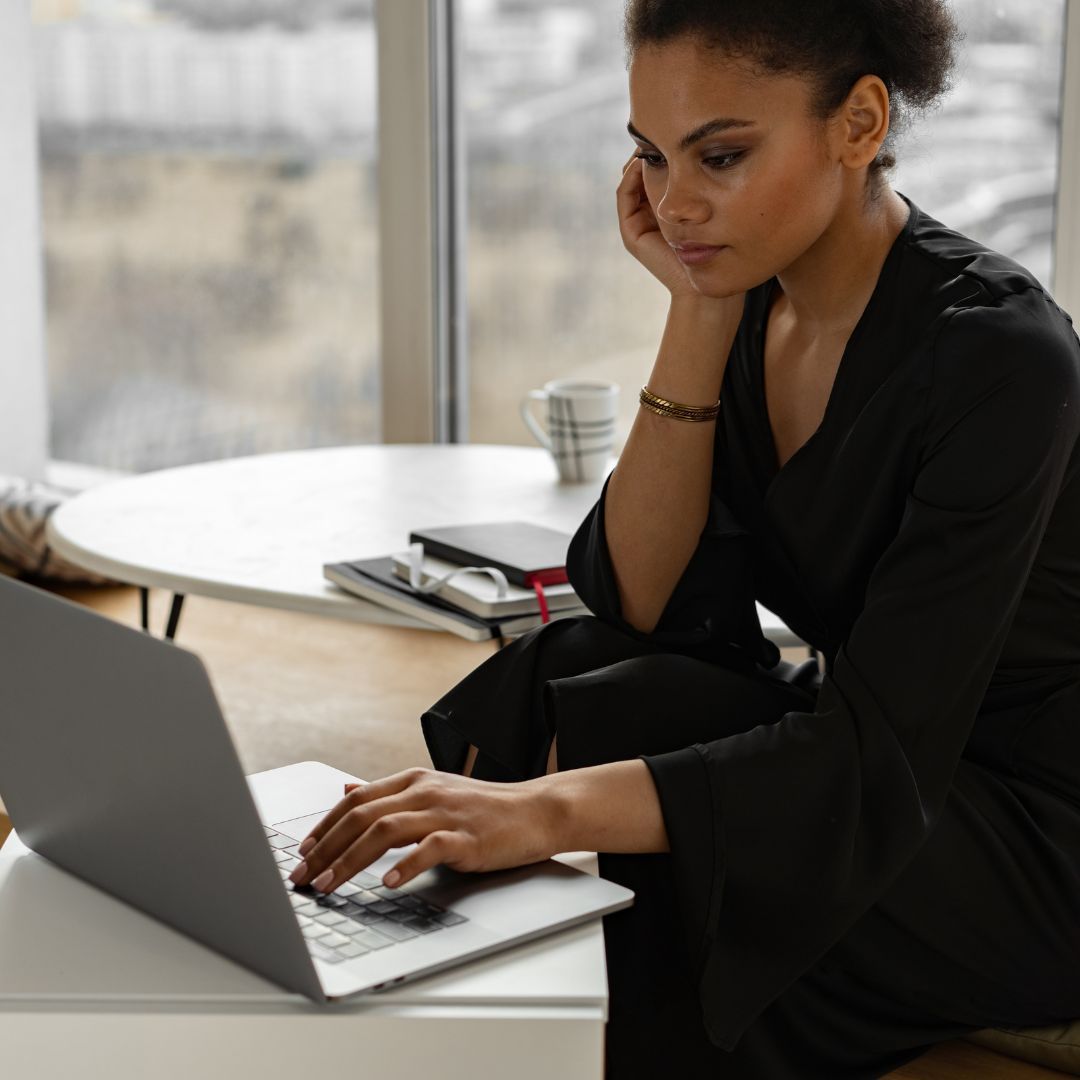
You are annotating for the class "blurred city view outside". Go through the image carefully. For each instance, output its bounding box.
[35,0,1067,470]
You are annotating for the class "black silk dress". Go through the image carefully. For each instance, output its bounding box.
[420,193,1080,1078]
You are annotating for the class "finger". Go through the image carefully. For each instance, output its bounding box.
[291,785,434,886]
[384,830,463,889]
[621,150,638,173]
[616,158,651,223]
[616,154,643,203]
[298,767,428,854]
[305,810,444,894]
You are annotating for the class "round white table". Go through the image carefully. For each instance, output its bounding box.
[46,444,801,647]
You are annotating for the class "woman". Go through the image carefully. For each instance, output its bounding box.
[291,1,1080,1075]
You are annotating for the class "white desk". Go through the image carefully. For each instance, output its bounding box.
[45,443,803,647]
[0,826,608,1079]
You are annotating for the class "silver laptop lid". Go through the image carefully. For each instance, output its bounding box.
[0,574,323,1002]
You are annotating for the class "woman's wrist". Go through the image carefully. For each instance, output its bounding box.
[526,759,669,856]
[641,292,745,406]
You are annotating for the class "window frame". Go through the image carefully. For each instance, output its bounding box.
[377,0,468,444]
[1054,0,1080,320]
[0,3,48,481]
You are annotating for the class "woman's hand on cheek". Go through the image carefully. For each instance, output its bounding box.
[617,155,696,297]
[288,768,558,894]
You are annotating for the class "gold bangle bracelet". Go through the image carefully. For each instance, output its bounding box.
[639,385,721,422]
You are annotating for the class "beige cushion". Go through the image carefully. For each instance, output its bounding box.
[968,1022,1080,1075]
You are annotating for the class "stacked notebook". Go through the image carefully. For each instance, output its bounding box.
[323,521,589,642]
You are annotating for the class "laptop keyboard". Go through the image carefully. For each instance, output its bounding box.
[264,827,468,964]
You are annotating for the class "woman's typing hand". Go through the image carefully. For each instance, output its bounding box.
[289,759,669,894]
[289,768,559,893]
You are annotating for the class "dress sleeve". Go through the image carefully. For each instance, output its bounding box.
[640,290,1080,1051]
[565,470,779,670]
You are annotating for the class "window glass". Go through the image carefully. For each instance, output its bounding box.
[34,0,379,472]
[460,0,1067,447]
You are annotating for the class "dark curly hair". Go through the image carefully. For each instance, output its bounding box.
[624,0,963,196]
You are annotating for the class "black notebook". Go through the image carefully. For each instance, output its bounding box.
[407,522,572,588]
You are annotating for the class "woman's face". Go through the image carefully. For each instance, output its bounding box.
[628,37,849,297]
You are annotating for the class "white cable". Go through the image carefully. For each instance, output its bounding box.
[406,541,510,599]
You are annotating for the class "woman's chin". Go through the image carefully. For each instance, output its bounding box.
[687,262,772,300]
[687,272,749,301]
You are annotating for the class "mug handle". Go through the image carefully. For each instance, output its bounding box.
[519,389,552,451]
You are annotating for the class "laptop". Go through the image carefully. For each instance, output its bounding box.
[0,574,634,1003]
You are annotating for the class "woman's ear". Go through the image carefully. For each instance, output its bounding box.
[833,73,891,171]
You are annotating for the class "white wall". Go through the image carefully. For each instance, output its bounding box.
[0,4,48,481]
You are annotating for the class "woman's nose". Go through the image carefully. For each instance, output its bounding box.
[655,172,710,226]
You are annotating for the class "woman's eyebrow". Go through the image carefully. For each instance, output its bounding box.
[627,117,757,150]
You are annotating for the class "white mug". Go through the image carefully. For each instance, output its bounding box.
[519,378,619,483]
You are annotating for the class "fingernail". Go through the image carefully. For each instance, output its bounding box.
[298,837,315,856]
[289,861,307,884]
[384,869,401,888]
[312,868,334,893]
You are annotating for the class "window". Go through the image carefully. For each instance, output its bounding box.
[458,0,1069,447]
[892,0,1065,290]
[34,0,380,472]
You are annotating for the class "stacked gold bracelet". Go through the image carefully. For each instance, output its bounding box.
[639,385,721,422]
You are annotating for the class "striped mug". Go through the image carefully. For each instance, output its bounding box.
[519,379,619,483]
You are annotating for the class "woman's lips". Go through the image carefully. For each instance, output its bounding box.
[671,243,727,266]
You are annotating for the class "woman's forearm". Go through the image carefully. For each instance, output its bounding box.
[530,759,669,855]
[603,294,743,634]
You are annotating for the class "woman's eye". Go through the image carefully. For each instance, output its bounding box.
[703,151,745,170]
[633,149,746,171]
[634,151,665,169]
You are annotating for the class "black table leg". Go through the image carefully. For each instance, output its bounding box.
[139,588,185,641]
[164,594,185,641]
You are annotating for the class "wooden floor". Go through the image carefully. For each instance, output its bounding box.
[0,578,1071,1080]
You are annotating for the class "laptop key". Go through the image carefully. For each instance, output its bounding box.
[314,911,349,928]
[402,917,439,935]
[374,920,419,942]
[368,900,399,916]
[263,827,277,837]
[308,941,345,964]
[344,907,382,925]
[267,834,294,849]
[320,930,351,948]
[302,924,331,940]
[351,871,382,889]
[433,911,467,927]
[340,920,374,937]
[338,941,370,959]
[273,849,292,864]
[353,929,394,950]
[336,882,362,898]
[369,886,404,900]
